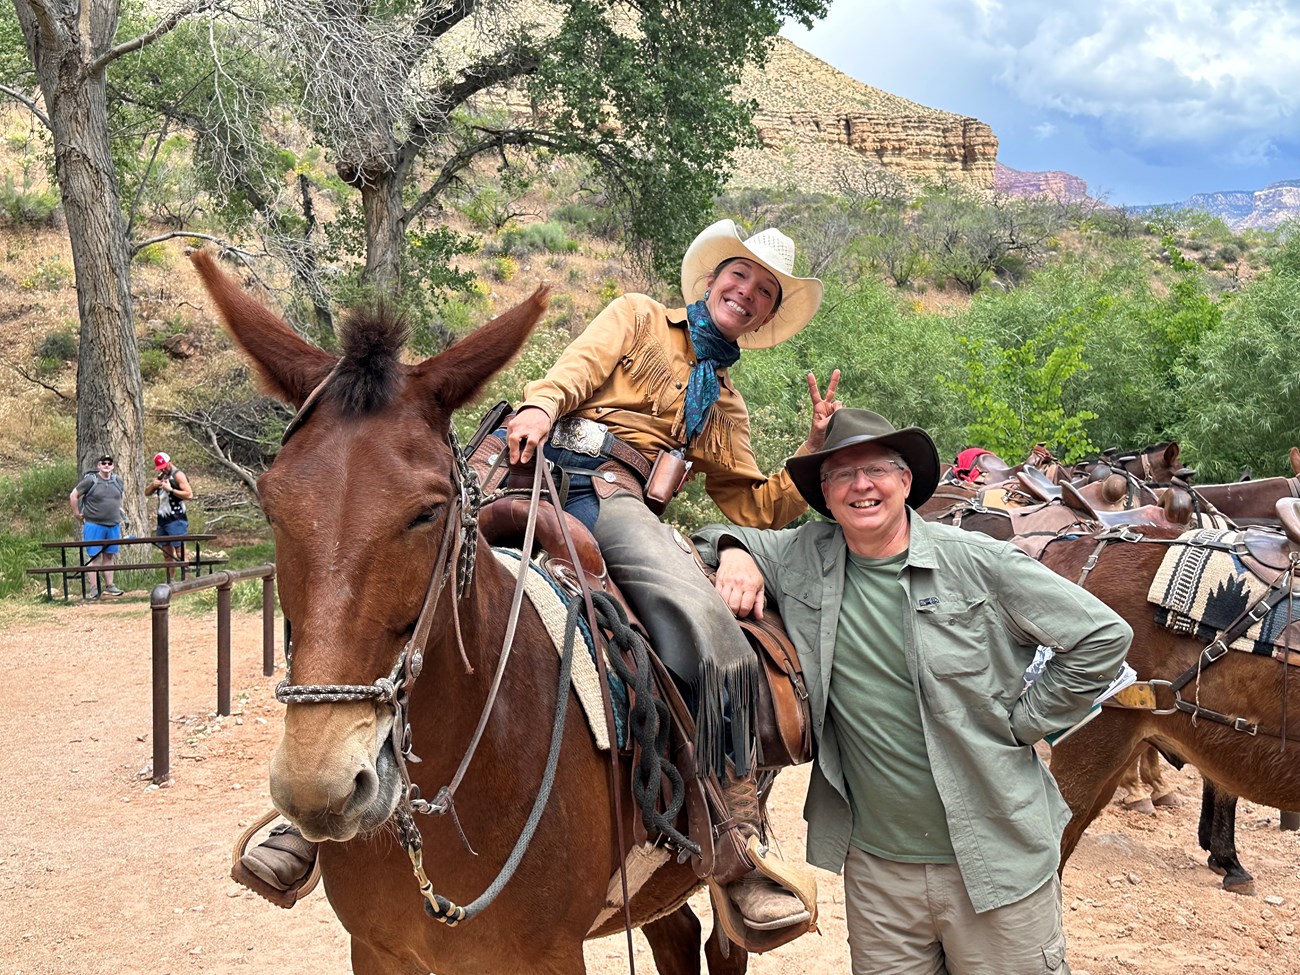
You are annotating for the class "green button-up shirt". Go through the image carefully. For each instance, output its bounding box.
[694,512,1132,912]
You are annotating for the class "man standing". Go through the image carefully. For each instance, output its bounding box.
[146,452,193,580]
[69,455,125,598]
[694,409,1132,975]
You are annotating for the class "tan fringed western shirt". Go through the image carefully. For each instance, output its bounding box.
[520,293,808,528]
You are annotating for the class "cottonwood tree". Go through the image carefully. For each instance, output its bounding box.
[224,0,827,300]
[3,0,214,532]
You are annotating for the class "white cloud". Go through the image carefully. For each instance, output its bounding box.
[989,0,1300,149]
[783,0,1300,197]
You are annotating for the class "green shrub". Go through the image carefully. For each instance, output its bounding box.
[133,242,169,267]
[545,293,578,331]
[139,347,169,380]
[0,174,59,227]
[487,222,579,258]
[21,258,72,291]
[553,202,603,234]
[36,329,77,362]
[567,266,586,285]
[0,461,79,519]
[596,279,622,306]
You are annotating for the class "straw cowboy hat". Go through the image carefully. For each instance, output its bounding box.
[785,409,941,518]
[680,219,824,349]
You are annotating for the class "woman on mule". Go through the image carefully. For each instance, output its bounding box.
[239,218,839,932]
[503,218,838,931]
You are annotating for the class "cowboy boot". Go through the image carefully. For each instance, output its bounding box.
[720,771,810,931]
[235,823,318,905]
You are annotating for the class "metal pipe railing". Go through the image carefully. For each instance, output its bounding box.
[150,565,277,784]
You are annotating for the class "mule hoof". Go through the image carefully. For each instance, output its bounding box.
[1223,877,1257,896]
[1152,791,1181,808]
[1122,797,1156,816]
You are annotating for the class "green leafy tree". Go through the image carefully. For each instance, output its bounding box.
[1,0,218,533]
[1173,264,1300,480]
[917,186,1062,294]
[223,0,827,300]
[947,322,1098,462]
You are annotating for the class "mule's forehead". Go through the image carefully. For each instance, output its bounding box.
[262,406,453,497]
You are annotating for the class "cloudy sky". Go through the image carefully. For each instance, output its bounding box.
[782,0,1300,205]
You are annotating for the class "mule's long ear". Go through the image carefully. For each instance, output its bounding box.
[412,285,550,412]
[1291,446,1300,476]
[1162,441,1180,470]
[190,251,335,406]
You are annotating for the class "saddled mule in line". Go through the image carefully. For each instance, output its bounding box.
[192,252,745,975]
[1037,516,1300,890]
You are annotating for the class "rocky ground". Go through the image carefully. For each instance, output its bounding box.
[2,601,1297,974]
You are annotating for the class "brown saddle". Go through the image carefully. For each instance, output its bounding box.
[1240,499,1300,572]
[473,470,812,887]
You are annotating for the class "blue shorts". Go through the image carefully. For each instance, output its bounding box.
[155,522,188,546]
[83,521,121,558]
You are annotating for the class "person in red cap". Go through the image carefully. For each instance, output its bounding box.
[145,452,193,580]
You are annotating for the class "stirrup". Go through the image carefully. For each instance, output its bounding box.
[708,834,818,953]
[230,809,322,909]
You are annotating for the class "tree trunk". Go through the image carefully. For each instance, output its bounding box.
[358,171,406,298]
[14,0,147,535]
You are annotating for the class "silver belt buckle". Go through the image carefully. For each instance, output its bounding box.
[552,417,607,458]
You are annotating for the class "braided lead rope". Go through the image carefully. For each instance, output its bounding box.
[590,590,698,854]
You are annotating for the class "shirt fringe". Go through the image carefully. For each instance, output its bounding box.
[623,312,677,417]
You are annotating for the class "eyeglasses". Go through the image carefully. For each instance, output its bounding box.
[98,460,114,466]
[821,461,903,487]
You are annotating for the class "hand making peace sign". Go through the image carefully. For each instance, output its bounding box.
[805,369,842,452]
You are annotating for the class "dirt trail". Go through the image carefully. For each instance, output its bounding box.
[2,602,1297,974]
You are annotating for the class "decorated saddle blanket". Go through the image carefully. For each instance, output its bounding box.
[1148,528,1300,656]
[492,549,627,749]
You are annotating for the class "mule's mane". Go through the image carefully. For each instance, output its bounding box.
[327,304,411,416]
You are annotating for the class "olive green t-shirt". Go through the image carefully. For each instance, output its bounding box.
[829,549,956,862]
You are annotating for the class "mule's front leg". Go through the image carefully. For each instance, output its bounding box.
[1200,780,1255,895]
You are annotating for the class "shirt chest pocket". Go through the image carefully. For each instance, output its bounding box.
[917,595,995,678]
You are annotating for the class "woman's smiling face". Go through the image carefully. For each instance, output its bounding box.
[704,258,781,341]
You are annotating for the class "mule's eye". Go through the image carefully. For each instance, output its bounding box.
[406,505,443,530]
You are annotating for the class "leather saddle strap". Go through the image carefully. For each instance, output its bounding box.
[539,454,638,970]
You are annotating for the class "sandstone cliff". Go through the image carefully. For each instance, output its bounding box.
[453,6,998,196]
[729,39,998,193]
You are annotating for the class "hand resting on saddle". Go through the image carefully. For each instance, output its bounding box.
[714,543,768,620]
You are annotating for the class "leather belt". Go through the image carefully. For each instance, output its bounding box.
[550,416,652,481]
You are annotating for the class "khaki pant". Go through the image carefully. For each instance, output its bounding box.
[843,846,1069,975]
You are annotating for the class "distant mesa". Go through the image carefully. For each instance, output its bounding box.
[728,38,998,194]
[994,162,1092,204]
[1140,180,1300,231]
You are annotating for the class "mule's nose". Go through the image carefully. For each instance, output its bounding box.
[343,764,379,816]
[269,702,391,839]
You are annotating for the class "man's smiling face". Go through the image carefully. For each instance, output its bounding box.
[821,442,912,554]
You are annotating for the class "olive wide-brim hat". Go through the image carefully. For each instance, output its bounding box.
[785,409,941,518]
[680,219,824,349]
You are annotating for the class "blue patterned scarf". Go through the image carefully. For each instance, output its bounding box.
[683,300,741,443]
